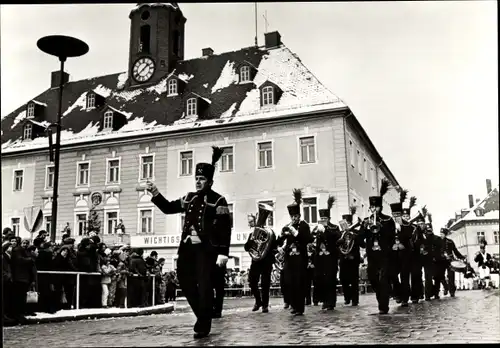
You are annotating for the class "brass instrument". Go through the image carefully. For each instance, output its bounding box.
[274,247,285,271]
[282,222,298,237]
[247,203,276,261]
[369,210,382,234]
[338,219,361,255]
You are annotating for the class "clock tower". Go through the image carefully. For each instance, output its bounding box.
[128,3,186,86]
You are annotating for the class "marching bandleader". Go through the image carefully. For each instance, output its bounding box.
[147,146,231,339]
[439,227,466,297]
[278,188,313,316]
[244,205,278,313]
[360,179,396,314]
[314,195,342,310]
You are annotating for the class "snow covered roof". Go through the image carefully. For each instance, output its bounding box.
[31,100,48,107]
[450,186,500,229]
[1,45,346,154]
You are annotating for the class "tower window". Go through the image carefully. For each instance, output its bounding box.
[103,111,113,130]
[139,25,151,54]
[141,10,150,21]
[173,30,180,57]
[240,66,251,82]
[23,123,33,140]
[168,79,178,96]
[86,93,95,109]
[186,98,197,117]
[27,103,35,118]
[262,86,274,106]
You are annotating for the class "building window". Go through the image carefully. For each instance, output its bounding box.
[494,231,499,244]
[299,136,316,164]
[257,200,274,227]
[261,86,274,106]
[103,111,113,130]
[220,146,234,172]
[371,168,376,189]
[27,103,35,118]
[258,141,273,169]
[11,218,20,236]
[76,214,87,236]
[107,159,120,184]
[349,140,355,167]
[168,79,178,95]
[44,216,51,233]
[227,203,234,229]
[180,151,193,176]
[476,231,485,244]
[45,166,55,190]
[303,197,318,224]
[240,66,251,82]
[363,159,368,180]
[139,25,151,53]
[140,155,154,180]
[357,150,362,174]
[13,170,23,191]
[86,93,95,109]
[106,211,118,235]
[77,162,90,186]
[23,124,32,140]
[186,98,197,117]
[140,209,153,234]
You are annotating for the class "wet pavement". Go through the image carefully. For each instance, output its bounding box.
[3,290,499,346]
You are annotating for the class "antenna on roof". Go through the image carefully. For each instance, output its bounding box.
[254,3,258,47]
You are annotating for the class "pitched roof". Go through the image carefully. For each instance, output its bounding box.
[1,45,346,155]
[450,186,500,229]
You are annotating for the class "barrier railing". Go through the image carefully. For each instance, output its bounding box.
[37,271,159,310]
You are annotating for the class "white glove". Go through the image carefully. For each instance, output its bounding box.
[216,255,228,267]
[289,226,299,237]
[316,224,325,233]
[395,222,401,232]
[146,180,160,197]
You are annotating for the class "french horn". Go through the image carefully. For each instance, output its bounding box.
[338,218,361,255]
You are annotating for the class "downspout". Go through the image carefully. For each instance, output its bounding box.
[342,112,354,211]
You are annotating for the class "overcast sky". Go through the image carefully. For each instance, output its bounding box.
[1,2,498,229]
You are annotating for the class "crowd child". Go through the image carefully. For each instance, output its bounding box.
[100,256,117,308]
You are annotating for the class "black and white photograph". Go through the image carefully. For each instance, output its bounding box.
[1,1,498,346]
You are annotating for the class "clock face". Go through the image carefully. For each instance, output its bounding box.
[133,57,155,83]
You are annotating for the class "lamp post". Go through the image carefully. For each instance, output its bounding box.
[37,35,89,243]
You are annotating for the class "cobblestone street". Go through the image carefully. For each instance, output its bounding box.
[3,290,499,346]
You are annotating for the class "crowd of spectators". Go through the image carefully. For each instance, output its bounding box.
[2,227,179,326]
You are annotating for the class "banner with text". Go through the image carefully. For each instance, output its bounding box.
[130,231,251,248]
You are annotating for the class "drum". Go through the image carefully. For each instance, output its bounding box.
[450,260,466,273]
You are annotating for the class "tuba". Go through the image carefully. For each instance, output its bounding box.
[338,218,361,255]
[247,203,276,261]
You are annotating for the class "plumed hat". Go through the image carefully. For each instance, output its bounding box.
[318,195,335,219]
[369,178,391,208]
[287,188,303,216]
[195,146,224,181]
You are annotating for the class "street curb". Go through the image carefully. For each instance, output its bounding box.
[22,305,175,325]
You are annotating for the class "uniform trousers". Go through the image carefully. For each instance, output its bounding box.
[367,256,391,313]
[280,269,290,306]
[410,254,423,302]
[340,258,360,305]
[248,259,273,308]
[212,264,226,315]
[284,255,307,314]
[305,267,316,305]
[394,252,412,304]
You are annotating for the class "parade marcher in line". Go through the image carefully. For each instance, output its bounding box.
[418,211,438,301]
[475,239,493,289]
[439,227,466,297]
[278,189,313,316]
[244,206,278,313]
[360,179,396,314]
[404,199,425,303]
[147,146,231,339]
[428,215,446,299]
[313,195,342,310]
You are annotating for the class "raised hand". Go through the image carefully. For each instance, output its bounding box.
[146,180,159,197]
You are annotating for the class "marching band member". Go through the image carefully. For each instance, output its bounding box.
[475,239,493,289]
[305,236,316,306]
[429,217,446,299]
[313,196,342,310]
[408,202,426,303]
[244,206,278,313]
[418,211,439,301]
[360,179,396,314]
[147,146,231,339]
[278,188,313,316]
[439,227,466,297]
[339,206,364,307]
[389,195,413,307]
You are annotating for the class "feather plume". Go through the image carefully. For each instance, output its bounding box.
[327,195,336,210]
[409,196,417,210]
[350,205,357,215]
[292,188,303,205]
[380,178,390,197]
[211,146,224,165]
[427,212,433,224]
[421,205,428,217]
[399,188,409,204]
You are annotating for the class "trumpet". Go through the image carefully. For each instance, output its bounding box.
[369,211,382,234]
[282,222,298,237]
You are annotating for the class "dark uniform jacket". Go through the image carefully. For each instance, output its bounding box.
[474,252,492,268]
[442,237,464,261]
[361,213,396,259]
[277,220,312,265]
[152,189,232,256]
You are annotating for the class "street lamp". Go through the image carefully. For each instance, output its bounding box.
[37,35,89,243]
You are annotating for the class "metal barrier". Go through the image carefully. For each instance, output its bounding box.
[37,271,158,310]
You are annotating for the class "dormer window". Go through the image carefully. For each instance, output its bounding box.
[186,98,197,117]
[240,66,251,83]
[23,123,33,140]
[27,103,35,118]
[168,79,178,96]
[86,93,96,109]
[262,86,274,106]
[103,111,113,130]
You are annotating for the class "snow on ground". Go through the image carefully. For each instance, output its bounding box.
[11,110,27,129]
[211,61,237,93]
[25,303,174,320]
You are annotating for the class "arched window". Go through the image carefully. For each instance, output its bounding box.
[23,123,33,140]
[168,79,178,95]
[240,66,251,82]
[261,86,274,106]
[139,25,151,53]
[27,103,35,118]
[186,98,197,116]
[86,93,96,109]
[103,111,113,129]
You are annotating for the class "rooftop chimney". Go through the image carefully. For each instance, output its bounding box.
[202,47,214,56]
[486,179,492,194]
[468,194,474,208]
[264,31,282,49]
[461,209,468,218]
[455,212,461,220]
[51,71,70,89]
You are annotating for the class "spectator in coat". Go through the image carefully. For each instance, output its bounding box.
[53,245,78,310]
[10,240,37,323]
[115,261,129,308]
[128,248,148,308]
[36,241,57,314]
[100,256,116,308]
[3,242,15,324]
